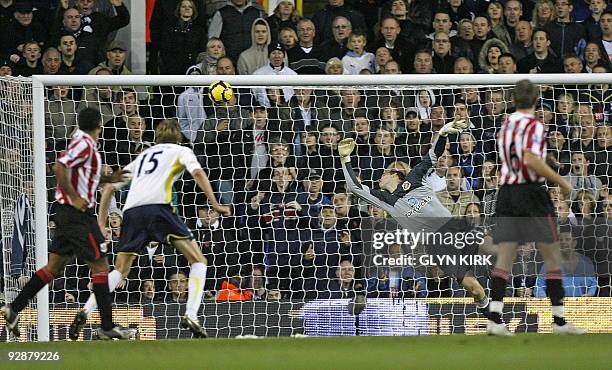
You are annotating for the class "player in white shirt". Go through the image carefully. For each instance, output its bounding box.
[69,119,230,339]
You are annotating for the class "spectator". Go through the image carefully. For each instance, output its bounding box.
[266,0,298,44]
[296,169,332,225]
[45,86,77,148]
[42,47,62,75]
[458,131,484,189]
[535,227,597,297]
[425,149,453,192]
[0,57,12,76]
[186,38,225,75]
[570,104,597,155]
[453,56,474,73]
[312,0,366,45]
[177,84,206,143]
[166,271,188,303]
[532,0,557,29]
[470,16,493,60]
[216,275,252,300]
[367,244,427,298]
[517,29,563,73]
[413,50,434,74]
[253,43,296,107]
[582,42,611,72]
[432,31,456,74]
[208,0,264,62]
[584,0,607,42]
[319,16,351,62]
[89,40,130,75]
[544,0,587,58]
[287,18,325,74]
[58,33,93,75]
[369,16,414,73]
[342,31,374,75]
[140,280,158,303]
[158,0,207,75]
[148,0,207,74]
[50,7,98,66]
[1,1,46,57]
[436,166,479,217]
[510,242,539,297]
[237,18,271,75]
[593,126,611,184]
[13,40,42,77]
[475,159,499,216]
[598,11,612,63]
[386,0,426,45]
[78,67,115,124]
[278,26,297,50]
[67,0,130,49]
[510,20,534,61]
[498,52,518,74]
[429,11,455,39]
[321,259,362,299]
[478,38,509,73]
[503,0,523,43]
[452,19,474,60]
[488,1,512,47]
[564,152,603,201]
[547,129,571,176]
[563,53,584,73]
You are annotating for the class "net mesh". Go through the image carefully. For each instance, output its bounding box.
[1,77,611,339]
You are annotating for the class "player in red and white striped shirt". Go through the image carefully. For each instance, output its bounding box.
[1,108,134,340]
[487,80,585,336]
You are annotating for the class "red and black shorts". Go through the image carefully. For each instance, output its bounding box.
[492,183,558,244]
[49,204,107,262]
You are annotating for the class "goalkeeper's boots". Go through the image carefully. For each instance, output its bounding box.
[486,321,514,336]
[348,294,367,316]
[552,322,587,335]
[69,309,88,340]
[180,315,208,338]
[0,304,20,338]
[97,325,137,340]
[476,297,491,317]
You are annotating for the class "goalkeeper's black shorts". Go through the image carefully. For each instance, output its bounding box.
[492,183,558,244]
[426,218,480,281]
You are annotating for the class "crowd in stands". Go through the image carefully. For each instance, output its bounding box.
[0,0,610,304]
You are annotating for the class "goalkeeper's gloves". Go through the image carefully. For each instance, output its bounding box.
[439,118,468,137]
[338,138,356,163]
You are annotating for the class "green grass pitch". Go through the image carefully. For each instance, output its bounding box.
[2,334,611,370]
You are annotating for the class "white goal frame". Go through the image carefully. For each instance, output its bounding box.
[30,73,612,341]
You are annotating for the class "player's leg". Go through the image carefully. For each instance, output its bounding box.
[85,257,135,340]
[70,253,137,340]
[460,273,489,310]
[172,237,208,338]
[1,253,71,337]
[487,241,518,336]
[537,242,587,335]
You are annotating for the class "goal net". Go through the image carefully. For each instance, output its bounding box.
[1,74,611,340]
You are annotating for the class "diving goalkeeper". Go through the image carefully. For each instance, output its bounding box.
[338,119,489,310]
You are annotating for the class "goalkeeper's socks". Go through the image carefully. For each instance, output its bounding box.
[92,272,114,331]
[186,263,207,320]
[11,268,54,313]
[83,270,123,317]
[545,270,567,326]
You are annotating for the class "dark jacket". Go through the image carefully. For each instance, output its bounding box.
[160,19,207,75]
[1,19,47,55]
[517,52,563,73]
[543,19,586,58]
[312,4,367,45]
[218,3,264,61]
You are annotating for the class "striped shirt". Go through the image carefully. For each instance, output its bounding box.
[55,130,101,208]
[498,111,546,185]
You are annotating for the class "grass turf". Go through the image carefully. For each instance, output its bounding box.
[1,334,610,370]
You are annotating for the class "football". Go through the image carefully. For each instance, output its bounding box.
[208,80,233,104]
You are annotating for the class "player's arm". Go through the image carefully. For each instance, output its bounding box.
[338,139,396,214]
[523,152,572,194]
[55,161,88,211]
[191,169,232,216]
[97,183,116,233]
[99,168,131,184]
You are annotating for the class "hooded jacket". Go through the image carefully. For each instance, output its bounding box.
[237,18,271,75]
[478,38,509,73]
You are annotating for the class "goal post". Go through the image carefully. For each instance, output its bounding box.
[4,73,610,341]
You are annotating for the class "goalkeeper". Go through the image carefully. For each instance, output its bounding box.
[339,119,489,310]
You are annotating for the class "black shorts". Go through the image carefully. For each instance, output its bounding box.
[427,219,480,281]
[116,204,194,255]
[49,204,107,262]
[492,183,558,243]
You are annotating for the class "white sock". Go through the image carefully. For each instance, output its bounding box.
[83,270,123,316]
[489,300,504,314]
[186,263,207,320]
[551,305,564,318]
